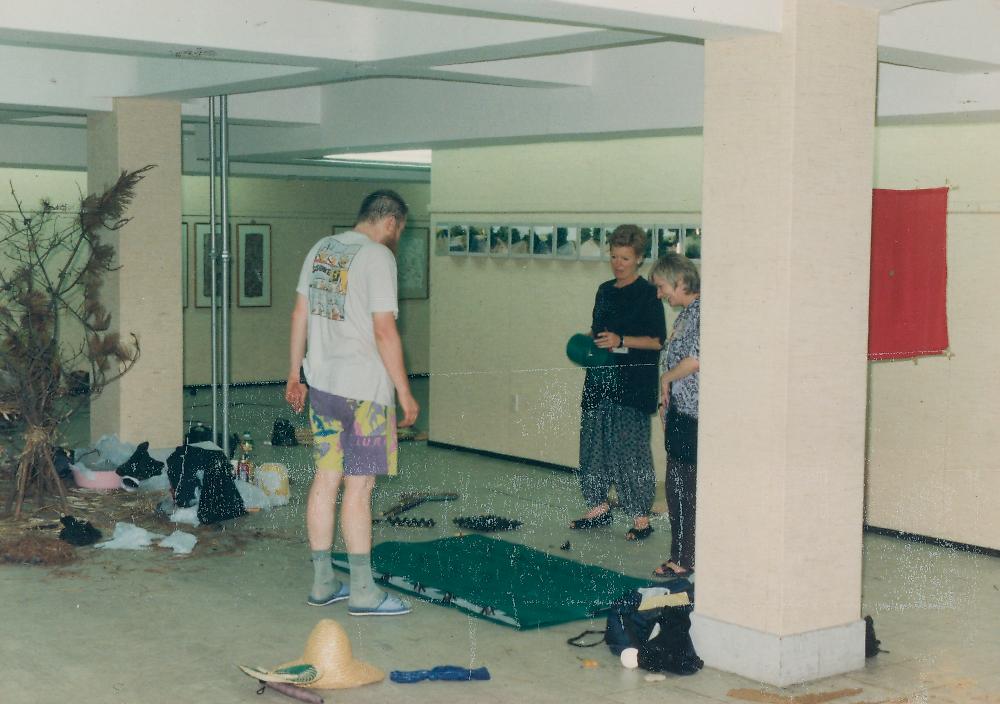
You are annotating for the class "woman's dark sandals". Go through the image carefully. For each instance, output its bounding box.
[569,511,613,529]
[653,561,693,578]
[625,525,654,541]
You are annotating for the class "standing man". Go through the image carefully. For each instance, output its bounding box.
[285,189,419,616]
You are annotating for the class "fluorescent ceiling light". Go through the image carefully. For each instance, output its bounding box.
[321,149,431,167]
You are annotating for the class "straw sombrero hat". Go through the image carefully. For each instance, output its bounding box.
[239,619,384,689]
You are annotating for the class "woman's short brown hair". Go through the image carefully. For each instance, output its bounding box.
[607,224,647,258]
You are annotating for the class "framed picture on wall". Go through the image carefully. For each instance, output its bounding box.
[468,225,489,255]
[181,223,188,308]
[531,226,554,257]
[489,225,510,257]
[237,224,271,307]
[397,226,429,299]
[448,225,469,255]
[434,225,451,256]
[683,226,702,260]
[656,227,681,256]
[639,226,655,261]
[599,228,618,261]
[508,225,531,257]
[332,224,353,235]
[555,226,579,259]
[579,226,604,260]
[194,222,231,308]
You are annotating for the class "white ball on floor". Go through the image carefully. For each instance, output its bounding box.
[620,648,639,669]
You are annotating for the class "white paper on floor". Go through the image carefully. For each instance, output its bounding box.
[159,531,197,554]
[134,473,170,492]
[169,506,200,526]
[95,522,165,550]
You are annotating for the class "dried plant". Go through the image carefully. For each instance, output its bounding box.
[0,166,152,517]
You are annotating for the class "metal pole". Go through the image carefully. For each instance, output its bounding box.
[220,95,231,452]
[208,97,219,446]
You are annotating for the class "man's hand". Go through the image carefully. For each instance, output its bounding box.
[285,378,307,414]
[397,390,420,428]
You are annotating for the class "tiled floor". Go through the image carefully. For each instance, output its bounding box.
[2,383,998,704]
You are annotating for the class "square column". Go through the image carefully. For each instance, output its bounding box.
[693,0,878,686]
[87,98,183,448]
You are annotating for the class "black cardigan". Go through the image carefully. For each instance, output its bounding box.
[581,276,666,415]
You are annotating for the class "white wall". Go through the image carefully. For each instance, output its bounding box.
[428,135,703,475]
[428,125,1000,550]
[867,122,1000,550]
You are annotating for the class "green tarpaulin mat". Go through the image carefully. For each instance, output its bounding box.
[333,534,658,629]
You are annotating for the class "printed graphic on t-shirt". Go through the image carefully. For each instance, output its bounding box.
[308,240,362,321]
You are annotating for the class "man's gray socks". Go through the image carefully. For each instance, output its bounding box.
[310,549,342,600]
[348,552,384,608]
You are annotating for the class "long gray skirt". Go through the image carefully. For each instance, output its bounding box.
[577,399,655,518]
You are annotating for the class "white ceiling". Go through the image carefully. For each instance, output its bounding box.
[2,0,999,179]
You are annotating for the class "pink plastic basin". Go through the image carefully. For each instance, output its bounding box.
[71,466,123,491]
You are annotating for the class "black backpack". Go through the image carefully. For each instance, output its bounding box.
[271,418,298,447]
[569,584,703,676]
[635,605,704,675]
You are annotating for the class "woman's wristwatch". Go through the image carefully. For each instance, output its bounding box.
[618,333,626,349]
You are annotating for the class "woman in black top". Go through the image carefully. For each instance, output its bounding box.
[570,225,667,540]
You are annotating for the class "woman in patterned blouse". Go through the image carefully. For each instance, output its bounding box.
[650,252,701,578]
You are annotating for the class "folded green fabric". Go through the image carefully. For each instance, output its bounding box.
[333,535,654,629]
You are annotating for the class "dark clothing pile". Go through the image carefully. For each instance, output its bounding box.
[166,444,245,524]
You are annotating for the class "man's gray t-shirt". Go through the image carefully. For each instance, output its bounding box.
[295,231,398,406]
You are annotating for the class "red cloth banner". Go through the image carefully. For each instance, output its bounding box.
[868,187,949,360]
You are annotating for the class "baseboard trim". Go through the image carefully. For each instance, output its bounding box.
[864,524,1000,559]
[426,440,575,473]
[690,613,866,687]
[183,372,429,390]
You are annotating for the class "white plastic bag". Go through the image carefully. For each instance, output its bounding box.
[94,522,164,550]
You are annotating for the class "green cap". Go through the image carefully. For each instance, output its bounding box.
[566,333,614,368]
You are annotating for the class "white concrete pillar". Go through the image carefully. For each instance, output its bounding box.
[87,98,183,448]
[693,0,878,686]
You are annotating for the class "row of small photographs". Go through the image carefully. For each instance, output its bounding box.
[434,225,702,260]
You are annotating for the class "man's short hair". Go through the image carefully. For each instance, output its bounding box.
[356,189,409,225]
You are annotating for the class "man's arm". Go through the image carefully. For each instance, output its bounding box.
[284,294,309,413]
[372,311,419,427]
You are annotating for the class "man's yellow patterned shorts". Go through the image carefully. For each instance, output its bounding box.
[308,388,398,476]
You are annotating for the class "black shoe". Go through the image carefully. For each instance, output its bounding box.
[58,516,103,546]
[625,525,654,541]
[569,511,613,529]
